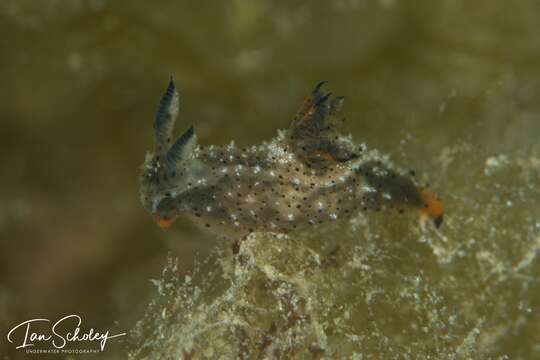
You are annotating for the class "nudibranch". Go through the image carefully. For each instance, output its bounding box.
[140,79,444,237]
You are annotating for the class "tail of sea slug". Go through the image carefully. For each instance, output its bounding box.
[417,187,444,228]
[358,162,444,228]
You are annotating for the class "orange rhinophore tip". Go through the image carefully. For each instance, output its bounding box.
[418,187,444,228]
[153,214,176,229]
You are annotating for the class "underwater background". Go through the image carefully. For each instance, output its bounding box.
[1,0,540,358]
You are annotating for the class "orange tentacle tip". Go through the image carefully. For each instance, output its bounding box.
[418,187,444,228]
[153,214,176,229]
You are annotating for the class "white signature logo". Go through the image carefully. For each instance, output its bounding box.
[6,314,126,351]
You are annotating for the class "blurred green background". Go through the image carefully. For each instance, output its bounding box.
[1,0,540,358]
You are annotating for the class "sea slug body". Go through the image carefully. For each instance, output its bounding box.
[140,79,444,237]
